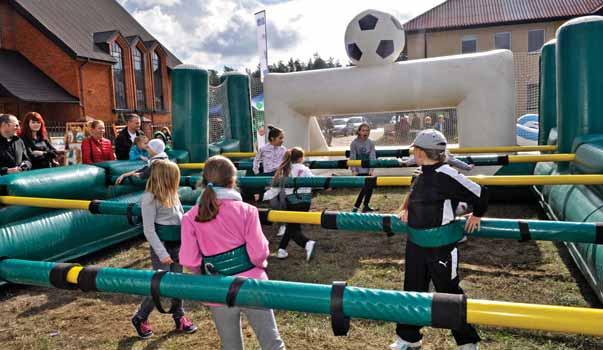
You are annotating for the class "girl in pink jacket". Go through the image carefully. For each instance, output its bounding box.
[179,155,285,350]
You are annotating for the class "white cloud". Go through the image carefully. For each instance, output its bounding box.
[126,0,445,71]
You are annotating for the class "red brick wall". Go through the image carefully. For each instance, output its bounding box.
[80,62,114,121]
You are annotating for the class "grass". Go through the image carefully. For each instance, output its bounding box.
[1,188,602,349]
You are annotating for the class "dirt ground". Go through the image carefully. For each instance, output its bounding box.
[1,188,602,350]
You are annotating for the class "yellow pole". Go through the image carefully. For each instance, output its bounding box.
[66,266,84,284]
[507,153,575,163]
[178,163,205,170]
[469,174,603,186]
[221,145,558,158]
[376,177,413,186]
[266,210,322,225]
[0,196,91,210]
[467,299,603,336]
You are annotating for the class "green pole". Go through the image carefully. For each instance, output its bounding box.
[539,39,556,146]
[172,65,209,162]
[221,72,254,152]
[556,16,603,170]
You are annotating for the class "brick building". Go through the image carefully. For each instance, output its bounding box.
[0,0,181,124]
[403,0,603,118]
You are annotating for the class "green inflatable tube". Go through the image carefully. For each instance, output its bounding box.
[172,65,209,162]
[0,258,450,328]
[539,39,557,146]
[221,72,254,152]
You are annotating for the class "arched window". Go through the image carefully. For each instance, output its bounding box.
[111,42,127,109]
[152,51,164,111]
[133,48,146,110]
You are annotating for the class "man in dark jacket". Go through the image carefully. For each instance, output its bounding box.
[114,113,143,160]
[0,114,31,175]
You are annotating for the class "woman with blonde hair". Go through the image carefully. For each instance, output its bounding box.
[131,159,197,339]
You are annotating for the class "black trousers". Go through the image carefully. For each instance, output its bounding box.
[353,173,373,208]
[278,201,311,250]
[396,241,480,345]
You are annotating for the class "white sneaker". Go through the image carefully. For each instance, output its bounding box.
[276,249,288,259]
[305,240,316,261]
[277,224,286,237]
[458,343,478,350]
[389,337,421,350]
[458,235,468,244]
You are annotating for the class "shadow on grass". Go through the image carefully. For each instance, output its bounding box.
[116,330,179,350]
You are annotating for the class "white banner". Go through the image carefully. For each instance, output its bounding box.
[255,10,268,82]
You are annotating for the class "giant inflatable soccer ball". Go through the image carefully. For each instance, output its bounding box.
[344,9,405,67]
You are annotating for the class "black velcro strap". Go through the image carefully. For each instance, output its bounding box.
[498,155,510,165]
[49,263,79,290]
[126,203,140,226]
[323,177,332,190]
[184,176,191,187]
[595,224,603,244]
[431,293,467,330]
[344,150,351,158]
[321,210,338,229]
[518,221,531,242]
[258,209,271,225]
[226,276,247,307]
[364,176,377,189]
[77,266,101,292]
[361,160,371,169]
[151,270,175,314]
[330,281,350,336]
[88,200,102,214]
[336,160,348,168]
[383,216,394,237]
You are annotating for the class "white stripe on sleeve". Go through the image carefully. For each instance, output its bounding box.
[436,164,481,197]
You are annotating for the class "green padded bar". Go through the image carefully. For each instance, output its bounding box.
[0,165,105,199]
[172,65,209,162]
[221,72,254,152]
[0,205,52,226]
[0,193,143,262]
[0,259,436,327]
[557,17,603,170]
[539,39,557,146]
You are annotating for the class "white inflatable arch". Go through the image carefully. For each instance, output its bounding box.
[264,50,516,151]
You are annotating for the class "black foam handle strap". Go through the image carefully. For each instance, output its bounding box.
[336,160,348,169]
[465,156,474,165]
[226,276,247,307]
[518,221,531,242]
[498,155,510,165]
[88,200,102,214]
[258,208,271,225]
[382,216,394,237]
[431,293,467,330]
[49,263,79,290]
[595,224,603,244]
[330,281,350,336]
[308,161,316,169]
[321,210,338,230]
[126,203,140,226]
[77,266,101,292]
[323,177,332,190]
[151,270,174,314]
[344,150,351,158]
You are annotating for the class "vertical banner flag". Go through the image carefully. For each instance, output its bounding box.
[255,10,268,82]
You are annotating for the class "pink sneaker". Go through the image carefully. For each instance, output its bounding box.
[131,316,153,339]
[174,316,198,334]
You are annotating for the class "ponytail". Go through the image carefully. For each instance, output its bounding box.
[196,181,220,222]
[272,147,304,186]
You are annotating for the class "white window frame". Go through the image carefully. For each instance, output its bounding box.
[494,32,511,50]
[461,35,478,54]
[528,29,545,54]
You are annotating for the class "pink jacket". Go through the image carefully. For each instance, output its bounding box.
[179,200,270,281]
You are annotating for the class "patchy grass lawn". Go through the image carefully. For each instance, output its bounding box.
[1,188,602,349]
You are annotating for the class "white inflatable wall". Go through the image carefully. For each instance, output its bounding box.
[264,50,516,151]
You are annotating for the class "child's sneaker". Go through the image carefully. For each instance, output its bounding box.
[362,205,378,213]
[277,224,287,237]
[389,337,421,350]
[131,316,153,339]
[352,206,360,213]
[174,316,197,334]
[458,343,478,350]
[458,235,468,244]
[305,240,316,261]
[277,249,288,259]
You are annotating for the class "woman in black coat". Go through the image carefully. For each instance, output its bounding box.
[20,112,58,169]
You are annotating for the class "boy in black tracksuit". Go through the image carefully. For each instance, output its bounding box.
[391,129,487,350]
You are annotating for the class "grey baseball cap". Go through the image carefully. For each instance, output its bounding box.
[411,129,447,150]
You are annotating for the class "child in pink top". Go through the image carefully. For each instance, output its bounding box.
[179,155,285,350]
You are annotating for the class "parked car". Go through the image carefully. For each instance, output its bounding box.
[332,118,352,136]
[347,116,367,132]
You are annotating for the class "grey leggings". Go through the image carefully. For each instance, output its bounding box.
[210,306,285,350]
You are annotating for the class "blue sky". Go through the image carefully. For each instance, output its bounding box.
[118,0,445,71]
